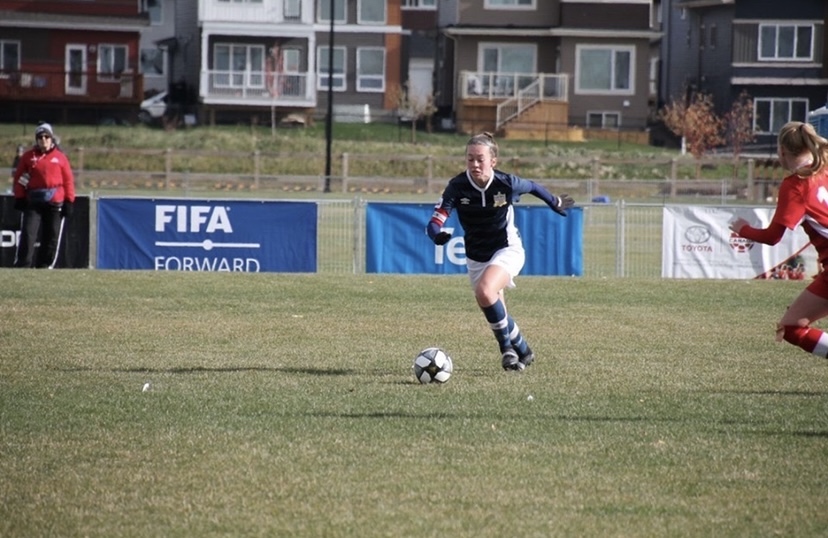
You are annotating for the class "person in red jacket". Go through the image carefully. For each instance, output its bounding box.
[12,122,76,268]
[730,121,828,360]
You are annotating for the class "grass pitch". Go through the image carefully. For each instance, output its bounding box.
[1,271,826,537]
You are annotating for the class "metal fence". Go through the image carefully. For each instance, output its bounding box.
[314,199,672,278]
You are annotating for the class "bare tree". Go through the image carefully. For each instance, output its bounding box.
[392,81,438,143]
[661,91,725,178]
[724,90,755,159]
[723,90,756,181]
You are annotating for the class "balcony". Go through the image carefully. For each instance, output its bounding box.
[0,69,143,104]
[200,69,315,108]
[200,0,314,25]
[458,71,568,102]
[456,71,571,139]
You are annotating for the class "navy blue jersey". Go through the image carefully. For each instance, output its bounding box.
[432,170,538,262]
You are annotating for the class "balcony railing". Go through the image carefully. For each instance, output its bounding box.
[0,69,143,103]
[201,70,314,105]
[459,71,568,102]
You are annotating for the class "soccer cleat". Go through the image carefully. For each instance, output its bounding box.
[501,349,520,371]
[518,347,535,368]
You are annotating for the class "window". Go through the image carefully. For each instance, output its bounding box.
[357,47,384,92]
[214,44,265,88]
[284,0,301,19]
[753,98,808,134]
[759,24,813,61]
[359,0,386,23]
[282,49,300,73]
[98,44,128,78]
[317,46,346,91]
[402,0,436,9]
[0,40,20,72]
[575,45,634,95]
[587,111,621,129]
[141,0,162,24]
[318,0,346,22]
[480,44,535,73]
[140,47,166,76]
[279,48,302,96]
[709,24,717,49]
[485,0,534,8]
[478,43,535,96]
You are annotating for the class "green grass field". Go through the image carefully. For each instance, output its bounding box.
[1,271,826,537]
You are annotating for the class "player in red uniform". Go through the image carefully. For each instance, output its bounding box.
[730,121,828,358]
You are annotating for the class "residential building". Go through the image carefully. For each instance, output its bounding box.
[138,0,176,96]
[401,0,437,107]
[0,0,148,124]
[661,0,828,148]
[173,0,404,126]
[435,0,662,140]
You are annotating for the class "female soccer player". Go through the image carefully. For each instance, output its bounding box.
[730,121,828,358]
[426,132,574,371]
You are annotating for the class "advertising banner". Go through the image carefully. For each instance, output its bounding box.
[0,194,90,268]
[661,205,816,279]
[366,202,583,276]
[97,198,317,272]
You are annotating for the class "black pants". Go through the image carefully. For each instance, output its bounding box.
[14,203,64,268]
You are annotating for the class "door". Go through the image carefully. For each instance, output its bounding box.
[408,58,433,104]
[65,45,87,95]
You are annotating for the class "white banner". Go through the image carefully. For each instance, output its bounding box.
[661,206,816,279]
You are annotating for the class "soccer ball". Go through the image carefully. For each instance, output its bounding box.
[413,347,453,384]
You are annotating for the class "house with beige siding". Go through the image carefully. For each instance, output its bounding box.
[435,0,662,141]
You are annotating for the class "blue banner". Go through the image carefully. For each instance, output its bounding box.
[97,198,317,272]
[366,203,583,276]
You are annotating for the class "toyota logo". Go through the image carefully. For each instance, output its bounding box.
[684,225,711,244]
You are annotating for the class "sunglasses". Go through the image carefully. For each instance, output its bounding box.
[37,134,51,140]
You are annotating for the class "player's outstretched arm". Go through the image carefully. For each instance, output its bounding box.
[528,181,574,216]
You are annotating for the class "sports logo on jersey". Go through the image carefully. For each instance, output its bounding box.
[460,197,471,205]
[493,192,507,207]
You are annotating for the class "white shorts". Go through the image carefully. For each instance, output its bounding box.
[466,245,526,289]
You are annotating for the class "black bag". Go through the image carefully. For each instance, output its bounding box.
[26,188,57,204]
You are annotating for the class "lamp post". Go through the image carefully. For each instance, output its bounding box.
[323,0,335,193]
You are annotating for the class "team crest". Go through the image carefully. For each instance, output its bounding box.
[729,232,754,253]
[493,192,507,207]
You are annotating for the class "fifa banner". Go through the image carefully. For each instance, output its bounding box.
[365,202,583,276]
[97,198,317,272]
[661,205,816,279]
[0,194,90,268]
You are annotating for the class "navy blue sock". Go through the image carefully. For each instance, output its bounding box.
[508,316,530,356]
[482,299,512,352]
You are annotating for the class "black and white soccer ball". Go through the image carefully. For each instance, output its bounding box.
[413,347,453,384]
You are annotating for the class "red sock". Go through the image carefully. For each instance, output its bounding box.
[783,325,828,357]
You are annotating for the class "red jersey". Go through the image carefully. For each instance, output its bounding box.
[12,145,75,204]
[742,170,828,265]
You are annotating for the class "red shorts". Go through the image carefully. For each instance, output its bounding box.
[806,269,828,299]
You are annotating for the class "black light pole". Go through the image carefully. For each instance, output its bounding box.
[323,0,335,193]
